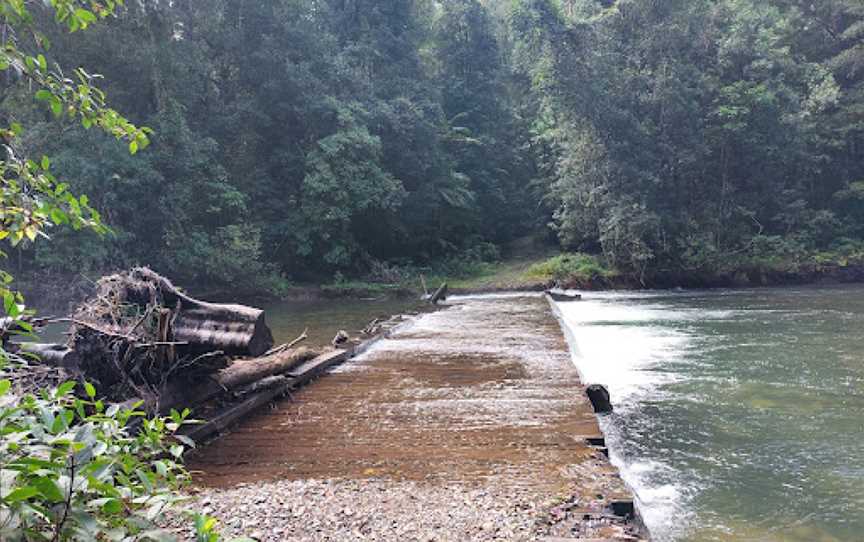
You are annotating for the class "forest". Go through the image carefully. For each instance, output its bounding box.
[4,0,863,294]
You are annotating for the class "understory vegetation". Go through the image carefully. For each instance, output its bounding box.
[525,254,617,286]
[1,0,860,295]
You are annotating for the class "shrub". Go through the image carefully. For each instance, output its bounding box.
[0,376,193,541]
[525,253,614,283]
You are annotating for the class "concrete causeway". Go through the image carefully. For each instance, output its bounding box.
[188,294,645,541]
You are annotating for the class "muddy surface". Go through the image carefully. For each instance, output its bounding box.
[186,294,642,540]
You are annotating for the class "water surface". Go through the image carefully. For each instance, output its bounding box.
[556,285,864,541]
[37,296,422,348]
[261,296,423,347]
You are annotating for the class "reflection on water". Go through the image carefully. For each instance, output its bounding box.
[35,296,424,349]
[556,285,864,542]
[256,296,423,347]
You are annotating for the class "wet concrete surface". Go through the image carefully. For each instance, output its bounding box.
[187,294,641,540]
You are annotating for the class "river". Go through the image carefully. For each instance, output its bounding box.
[555,285,864,541]
[38,285,863,539]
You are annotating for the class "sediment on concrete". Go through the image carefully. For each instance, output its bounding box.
[184,294,646,541]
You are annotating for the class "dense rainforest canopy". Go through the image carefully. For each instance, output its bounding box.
[4,0,863,292]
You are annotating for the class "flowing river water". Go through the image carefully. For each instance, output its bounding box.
[556,285,864,542]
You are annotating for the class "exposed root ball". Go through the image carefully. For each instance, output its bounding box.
[67,267,273,404]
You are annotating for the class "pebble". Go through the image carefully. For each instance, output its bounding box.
[162,478,544,541]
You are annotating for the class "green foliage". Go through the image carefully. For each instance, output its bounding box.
[295,121,405,268]
[5,0,539,292]
[0,4,248,541]
[0,0,151,310]
[511,0,864,278]
[6,0,864,292]
[0,379,192,541]
[525,253,615,284]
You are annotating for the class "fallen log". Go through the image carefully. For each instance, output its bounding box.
[75,268,274,360]
[129,268,274,358]
[157,346,318,413]
[63,267,275,401]
[429,282,448,304]
[218,346,316,390]
[181,350,350,443]
[19,343,80,370]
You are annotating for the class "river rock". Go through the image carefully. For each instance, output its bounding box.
[586,384,613,413]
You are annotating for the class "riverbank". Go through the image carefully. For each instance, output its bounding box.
[181,294,646,541]
[20,247,864,316]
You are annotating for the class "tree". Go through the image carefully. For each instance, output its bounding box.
[0,2,243,541]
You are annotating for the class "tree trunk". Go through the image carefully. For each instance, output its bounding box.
[19,343,80,369]
[128,268,275,357]
[157,346,318,413]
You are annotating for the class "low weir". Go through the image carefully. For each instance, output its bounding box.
[188,294,645,540]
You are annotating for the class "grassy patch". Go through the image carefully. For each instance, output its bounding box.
[422,258,545,291]
[524,253,617,285]
[320,280,413,297]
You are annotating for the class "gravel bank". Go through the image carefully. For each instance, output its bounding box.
[173,478,548,541]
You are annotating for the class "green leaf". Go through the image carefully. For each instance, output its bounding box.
[37,54,47,72]
[50,207,67,225]
[4,293,20,318]
[35,89,52,102]
[34,477,65,503]
[129,140,139,155]
[84,382,96,399]
[75,8,97,25]
[51,412,68,434]
[50,98,63,117]
[56,381,76,398]
[41,156,50,170]
[0,380,10,396]
[101,498,122,514]
[4,486,39,502]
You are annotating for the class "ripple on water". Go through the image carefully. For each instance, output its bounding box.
[555,285,864,542]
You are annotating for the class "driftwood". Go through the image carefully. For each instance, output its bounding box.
[181,349,349,443]
[218,347,316,390]
[546,289,582,302]
[157,346,318,413]
[61,267,274,402]
[127,268,274,357]
[429,282,448,304]
[18,343,80,369]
